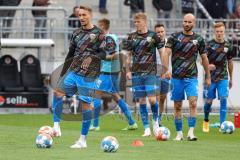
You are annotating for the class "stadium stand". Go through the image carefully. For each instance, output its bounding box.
[0,55,24,92]
[20,54,47,92]
[0,54,49,108]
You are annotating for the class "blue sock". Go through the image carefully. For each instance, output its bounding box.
[220,98,227,124]
[81,109,92,136]
[204,103,212,122]
[188,117,197,128]
[139,104,149,129]
[158,113,162,126]
[93,99,102,127]
[53,95,63,122]
[174,118,182,131]
[118,99,135,125]
[151,103,159,122]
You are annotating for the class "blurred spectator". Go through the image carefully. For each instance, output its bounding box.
[152,0,173,21]
[68,6,81,39]
[99,0,108,14]
[0,0,22,38]
[32,0,51,39]
[227,0,237,16]
[68,6,81,28]
[181,0,195,15]
[229,4,240,57]
[124,0,145,28]
[203,0,228,19]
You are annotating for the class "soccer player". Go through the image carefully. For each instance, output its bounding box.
[125,12,165,137]
[202,22,233,133]
[163,13,211,141]
[52,5,106,149]
[89,18,138,131]
[154,24,171,126]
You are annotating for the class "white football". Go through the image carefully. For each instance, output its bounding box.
[36,134,53,148]
[155,126,171,141]
[101,136,119,153]
[38,126,54,137]
[220,121,235,134]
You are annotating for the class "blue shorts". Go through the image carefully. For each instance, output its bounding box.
[158,77,172,95]
[96,73,119,93]
[203,79,229,100]
[58,71,97,103]
[132,74,158,99]
[171,78,198,101]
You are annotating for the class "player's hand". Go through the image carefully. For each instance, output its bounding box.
[126,71,132,80]
[81,57,92,70]
[161,70,172,80]
[229,79,233,89]
[209,64,216,71]
[205,77,211,88]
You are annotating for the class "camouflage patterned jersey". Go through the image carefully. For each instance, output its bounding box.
[165,32,206,79]
[125,30,164,75]
[206,39,233,82]
[67,26,106,78]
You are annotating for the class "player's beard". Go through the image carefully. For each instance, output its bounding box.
[183,25,193,32]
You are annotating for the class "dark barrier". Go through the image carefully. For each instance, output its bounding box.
[0,92,48,108]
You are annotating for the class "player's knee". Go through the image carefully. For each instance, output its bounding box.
[112,93,121,102]
[189,97,197,108]
[148,96,157,105]
[139,98,146,104]
[206,99,213,105]
[174,102,182,112]
[54,90,65,98]
[81,102,93,111]
[149,99,157,105]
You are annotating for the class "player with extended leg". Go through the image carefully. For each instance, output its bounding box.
[89,18,138,131]
[52,5,106,149]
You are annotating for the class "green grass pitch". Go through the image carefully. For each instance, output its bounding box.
[0,114,239,160]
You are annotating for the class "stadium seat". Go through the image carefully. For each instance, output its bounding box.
[0,55,24,92]
[20,55,46,92]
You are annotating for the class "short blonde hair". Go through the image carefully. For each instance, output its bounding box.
[214,22,225,29]
[133,12,147,21]
[79,5,92,13]
[98,18,110,30]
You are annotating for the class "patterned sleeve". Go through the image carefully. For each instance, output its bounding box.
[165,33,175,49]
[60,29,80,77]
[198,36,207,55]
[69,29,80,47]
[121,34,133,51]
[227,43,233,60]
[154,33,165,49]
[96,33,107,60]
[105,36,117,55]
[205,41,210,56]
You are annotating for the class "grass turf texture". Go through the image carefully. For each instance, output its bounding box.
[0,114,239,160]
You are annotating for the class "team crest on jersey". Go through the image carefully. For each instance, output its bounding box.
[89,33,96,41]
[96,79,102,88]
[192,40,198,45]
[146,37,152,42]
[224,47,228,53]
